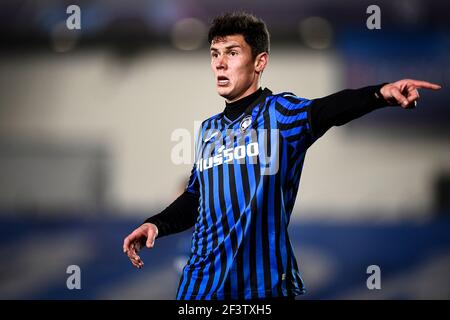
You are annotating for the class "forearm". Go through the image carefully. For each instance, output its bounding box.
[309,83,392,138]
[144,191,199,238]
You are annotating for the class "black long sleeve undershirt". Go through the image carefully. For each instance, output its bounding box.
[144,84,392,238]
[144,191,199,238]
[308,83,389,140]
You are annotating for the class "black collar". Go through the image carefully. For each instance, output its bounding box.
[222,88,272,123]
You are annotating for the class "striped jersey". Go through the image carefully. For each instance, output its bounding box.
[176,88,320,300]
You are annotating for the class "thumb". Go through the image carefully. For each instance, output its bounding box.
[146,230,156,248]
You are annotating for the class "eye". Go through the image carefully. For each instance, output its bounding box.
[229,51,238,56]
[211,52,218,58]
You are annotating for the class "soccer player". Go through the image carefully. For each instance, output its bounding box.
[123,12,441,300]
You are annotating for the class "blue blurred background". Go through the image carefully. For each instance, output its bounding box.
[0,0,449,299]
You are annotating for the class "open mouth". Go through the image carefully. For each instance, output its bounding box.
[217,76,230,86]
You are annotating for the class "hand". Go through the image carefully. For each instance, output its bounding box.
[123,223,158,269]
[380,79,441,109]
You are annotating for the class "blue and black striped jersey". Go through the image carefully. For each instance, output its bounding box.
[177,88,320,300]
[144,84,387,299]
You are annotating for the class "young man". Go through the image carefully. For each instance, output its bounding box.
[123,12,441,300]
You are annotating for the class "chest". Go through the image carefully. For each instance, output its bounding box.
[196,111,281,175]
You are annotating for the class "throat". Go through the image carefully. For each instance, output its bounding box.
[224,88,262,121]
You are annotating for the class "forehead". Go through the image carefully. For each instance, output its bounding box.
[210,34,248,49]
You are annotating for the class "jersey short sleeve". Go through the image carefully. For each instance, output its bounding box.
[274,93,318,147]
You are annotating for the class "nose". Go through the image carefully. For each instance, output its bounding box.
[214,54,227,70]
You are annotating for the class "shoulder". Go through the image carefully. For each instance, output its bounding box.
[200,112,222,130]
[268,91,312,114]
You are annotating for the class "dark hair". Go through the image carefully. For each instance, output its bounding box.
[208,12,270,58]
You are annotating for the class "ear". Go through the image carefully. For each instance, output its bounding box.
[254,52,269,74]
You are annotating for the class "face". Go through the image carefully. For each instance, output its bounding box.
[210,34,267,103]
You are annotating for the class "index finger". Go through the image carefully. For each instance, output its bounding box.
[409,80,441,90]
[123,234,135,253]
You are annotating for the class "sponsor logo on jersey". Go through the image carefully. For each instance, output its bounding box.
[197,142,259,172]
[196,128,280,175]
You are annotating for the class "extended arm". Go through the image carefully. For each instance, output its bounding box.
[309,83,387,139]
[309,79,441,139]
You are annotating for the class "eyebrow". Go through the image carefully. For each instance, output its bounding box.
[210,44,242,51]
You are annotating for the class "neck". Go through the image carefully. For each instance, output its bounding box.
[223,87,263,122]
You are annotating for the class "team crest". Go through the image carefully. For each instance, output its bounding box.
[240,115,252,133]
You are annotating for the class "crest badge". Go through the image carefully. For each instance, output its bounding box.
[240,115,252,133]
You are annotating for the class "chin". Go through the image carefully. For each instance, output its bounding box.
[216,87,233,99]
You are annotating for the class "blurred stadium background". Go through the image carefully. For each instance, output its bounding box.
[0,0,449,299]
